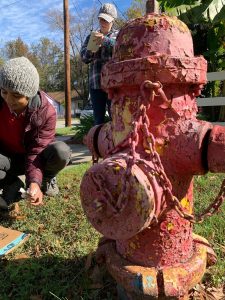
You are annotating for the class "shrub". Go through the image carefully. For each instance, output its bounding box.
[74,114,95,143]
[70,114,111,144]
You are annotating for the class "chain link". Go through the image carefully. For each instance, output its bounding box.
[137,80,225,223]
[114,121,139,213]
[92,80,225,222]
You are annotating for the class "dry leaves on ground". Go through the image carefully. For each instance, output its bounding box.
[9,202,26,220]
[190,284,225,300]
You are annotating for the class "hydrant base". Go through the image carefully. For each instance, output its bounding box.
[103,238,208,299]
[117,284,189,300]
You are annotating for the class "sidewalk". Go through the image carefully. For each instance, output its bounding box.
[17,131,92,184]
[56,119,92,165]
[56,119,79,128]
[56,135,92,165]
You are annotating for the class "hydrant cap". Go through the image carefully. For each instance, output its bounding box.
[113,14,194,61]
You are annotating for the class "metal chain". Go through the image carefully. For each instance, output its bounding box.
[114,121,139,213]
[138,80,225,224]
[91,122,140,215]
[92,154,99,164]
[91,79,225,222]
[91,172,118,214]
[195,179,225,223]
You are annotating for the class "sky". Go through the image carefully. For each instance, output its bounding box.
[0,0,133,48]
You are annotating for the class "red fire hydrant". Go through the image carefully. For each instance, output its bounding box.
[80,2,225,299]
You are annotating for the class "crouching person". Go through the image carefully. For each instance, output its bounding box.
[0,57,71,209]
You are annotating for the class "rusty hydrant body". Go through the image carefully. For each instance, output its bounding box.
[80,10,225,300]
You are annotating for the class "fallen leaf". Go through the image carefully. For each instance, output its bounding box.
[34,244,41,257]
[14,253,30,260]
[68,204,76,210]
[37,224,45,234]
[12,203,20,214]
[47,247,54,255]
[64,184,71,190]
[9,203,26,220]
[208,287,225,300]
[190,284,224,300]
[12,215,26,220]
[13,253,30,265]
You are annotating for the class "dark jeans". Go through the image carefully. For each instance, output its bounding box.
[90,88,111,125]
[0,141,71,187]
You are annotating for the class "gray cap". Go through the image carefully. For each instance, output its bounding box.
[0,56,39,98]
[98,3,117,23]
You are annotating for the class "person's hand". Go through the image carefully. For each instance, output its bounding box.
[93,32,104,46]
[27,182,44,206]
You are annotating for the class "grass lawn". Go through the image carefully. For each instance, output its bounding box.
[0,165,224,299]
[55,126,77,137]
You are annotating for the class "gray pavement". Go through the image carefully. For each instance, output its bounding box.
[56,118,92,165]
[56,135,92,165]
[68,143,92,165]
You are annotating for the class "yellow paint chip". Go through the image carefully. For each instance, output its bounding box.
[167,222,174,231]
[180,197,190,211]
[155,144,164,155]
[113,100,132,145]
[114,166,120,171]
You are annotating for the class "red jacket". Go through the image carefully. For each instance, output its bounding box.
[0,91,56,186]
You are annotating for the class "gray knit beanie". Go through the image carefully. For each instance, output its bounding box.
[0,56,39,98]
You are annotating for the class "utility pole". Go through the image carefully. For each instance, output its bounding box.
[63,0,71,126]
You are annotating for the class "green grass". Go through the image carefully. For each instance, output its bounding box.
[194,173,225,286]
[55,115,96,143]
[0,164,115,300]
[0,167,224,299]
[55,126,77,136]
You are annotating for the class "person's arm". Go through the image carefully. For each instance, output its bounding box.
[80,34,95,64]
[25,109,56,186]
[25,102,56,205]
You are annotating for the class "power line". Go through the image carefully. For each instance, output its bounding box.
[96,0,103,6]
[112,0,128,20]
[72,0,83,22]
[0,0,25,10]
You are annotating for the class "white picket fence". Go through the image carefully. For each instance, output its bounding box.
[197,71,225,125]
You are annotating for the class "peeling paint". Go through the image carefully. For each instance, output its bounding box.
[180,197,192,213]
[80,8,219,300]
[112,99,132,146]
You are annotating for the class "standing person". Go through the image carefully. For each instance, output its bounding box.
[81,3,118,125]
[0,57,71,210]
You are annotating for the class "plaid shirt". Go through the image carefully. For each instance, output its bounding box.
[80,29,118,89]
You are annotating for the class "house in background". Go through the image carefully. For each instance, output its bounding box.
[42,91,61,116]
[45,90,83,118]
